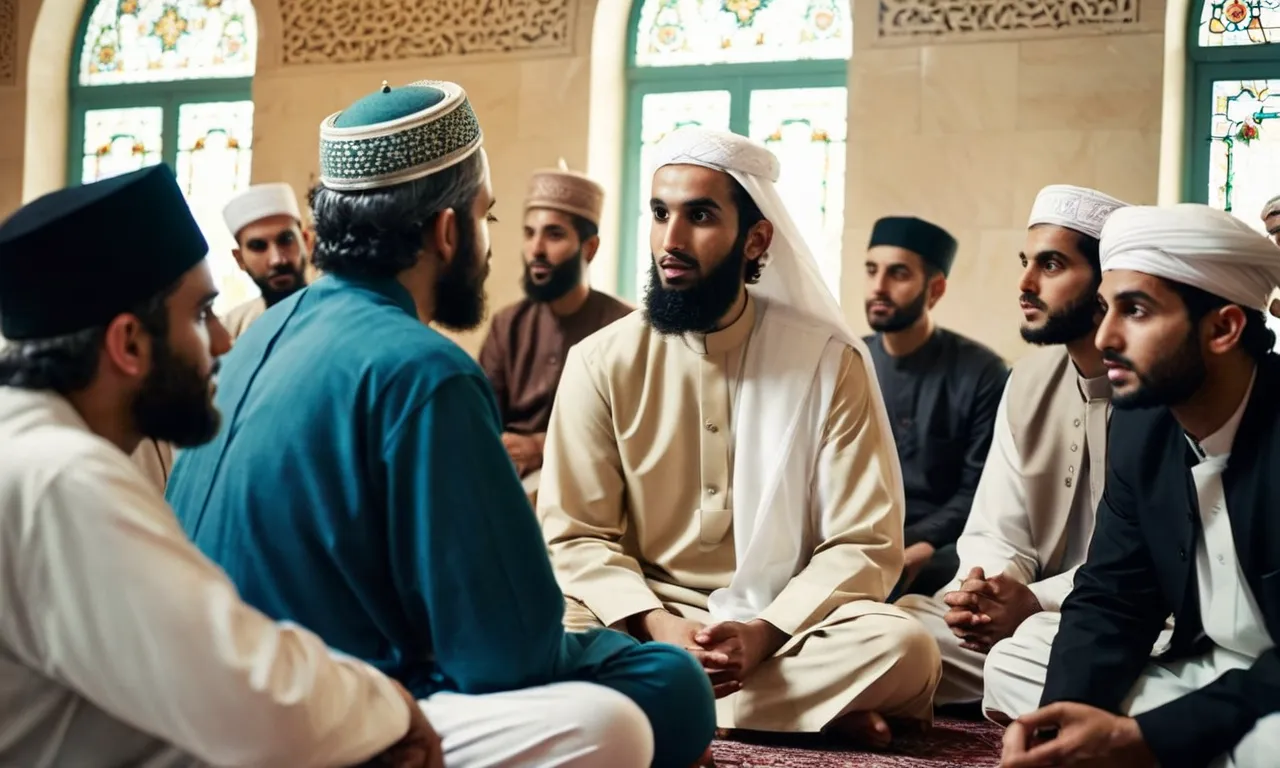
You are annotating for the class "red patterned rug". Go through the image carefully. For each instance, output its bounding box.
[710,717,1002,767]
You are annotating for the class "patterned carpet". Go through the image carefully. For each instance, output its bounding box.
[710,717,1003,767]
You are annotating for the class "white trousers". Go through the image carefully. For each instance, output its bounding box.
[895,593,987,705]
[419,681,654,768]
[983,615,1277,768]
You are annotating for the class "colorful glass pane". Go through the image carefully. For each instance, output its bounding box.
[176,100,257,313]
[634,90,733,296]
[747,86,847,302]
[1199,0,1280,45]
[81,106,164,184]
[79,0,257,86]
[635,0,851,67]
[1206,79,1280,215]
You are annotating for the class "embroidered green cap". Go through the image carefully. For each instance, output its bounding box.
[318,79,484,191]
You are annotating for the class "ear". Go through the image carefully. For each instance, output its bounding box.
[301,227,316,254]
[582,234,601,264]
[430,208,459,265]
[100,312,154,381]
[1205,304,1248,356]
[927,273,947,308]
[744,220,774,262]
[231,248,246,271]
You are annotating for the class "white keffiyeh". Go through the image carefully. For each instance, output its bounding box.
[1101,204,1280,317]
[651,127,905,622]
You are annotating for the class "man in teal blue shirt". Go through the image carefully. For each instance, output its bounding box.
[167,79,714,768]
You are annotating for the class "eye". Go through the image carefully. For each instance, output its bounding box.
[691,210,712,223]
[652,206,669,222]
[486,213,499,224]
[1043,260,1061,273]
[1123,305,1147,318]
[1019,256,1028,268]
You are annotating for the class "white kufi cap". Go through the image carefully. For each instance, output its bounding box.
[1028,184,1129,239]
[222,183,302,238]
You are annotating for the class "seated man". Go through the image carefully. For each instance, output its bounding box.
[166,80,714,768]
[863,216,1009,597]
[0,166,431,766]
[1001,204,1280,768]
[897,185,1128,709]
[540,126,940,747]
[479,165,631,496]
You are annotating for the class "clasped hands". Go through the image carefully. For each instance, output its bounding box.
[637,609,788,698]
[943,567,1042,653]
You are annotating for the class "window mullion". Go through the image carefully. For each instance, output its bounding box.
[161,94,181,175]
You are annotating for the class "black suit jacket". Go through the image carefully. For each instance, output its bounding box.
[1041,353,1280,767]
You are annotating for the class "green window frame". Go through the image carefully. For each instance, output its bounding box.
[619,2,849,300]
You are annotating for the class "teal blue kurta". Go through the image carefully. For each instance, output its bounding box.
[167,275,713,767]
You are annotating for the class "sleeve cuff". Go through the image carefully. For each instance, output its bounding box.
[1027,569,1075,613]
[581,581,665,629]
[756,576,832,636]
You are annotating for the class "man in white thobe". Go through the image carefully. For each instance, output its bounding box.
[1000,204,1280,768]
[897,185,1129,709]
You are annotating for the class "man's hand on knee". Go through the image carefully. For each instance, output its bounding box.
[365,681,443,768]
[943,568,1041,652]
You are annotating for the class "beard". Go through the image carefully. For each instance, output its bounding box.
[867,287,928,333]
[434,215,490,332]
[523,250,584,303]
[132,336,221,448]
[253,261,307,308]
[644,237,747,336]
[1020,284,1100,346]
[1106,328,1207,410]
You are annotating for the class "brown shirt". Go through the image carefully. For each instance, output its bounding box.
[479,289,633,435]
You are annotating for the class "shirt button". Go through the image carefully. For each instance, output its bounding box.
[549,355,559,364]
[707,486,717,496]
[1070,444,1079,452]
[705,421,718,433]
[1179,547,1187,560]
[1064,477,1073,487]
[1068,465,1075,474]
[1074,419,1081,427]
[1218,554,1226,564]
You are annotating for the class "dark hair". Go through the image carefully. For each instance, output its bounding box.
[0,287,172,394]
[308,152,486,280]
[1168,280,1275,362]
[728,177,767,284]
[567,213,599,244]
[1076,233,1102,275]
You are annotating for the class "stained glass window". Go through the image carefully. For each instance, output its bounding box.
[1199,0,1280,46]
[1206,79,1280,214]
[634,91,733,294]
[81,106,164,184]
[79,0,258,86]
[635,0,851,67]
[748,87,847,300]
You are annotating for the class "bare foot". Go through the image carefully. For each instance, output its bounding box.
[827,710,893,750]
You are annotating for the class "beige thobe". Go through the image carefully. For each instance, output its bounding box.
[897,346,1111,705]
[540,295,940,732]
[221,296,266,340]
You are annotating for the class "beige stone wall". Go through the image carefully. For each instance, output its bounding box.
[4,0,1171,361]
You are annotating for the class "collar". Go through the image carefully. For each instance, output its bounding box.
[681,292,757,356]
[879,328,945,370]
[1188,367,1257,460]
[1077,370,1112,402]
[322,274,418,318]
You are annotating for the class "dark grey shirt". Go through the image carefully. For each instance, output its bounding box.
[865,328,1009,548]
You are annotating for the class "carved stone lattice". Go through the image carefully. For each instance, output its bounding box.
[278,0,574,65]
[0,0,15,85]
[878,0,1140,40]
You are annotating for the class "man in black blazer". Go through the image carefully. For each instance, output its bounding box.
[1000,203,1280,768]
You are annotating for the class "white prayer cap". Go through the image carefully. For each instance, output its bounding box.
[1261,194,1280,221]
[1101,203,1280,316]
[651,126,781,183]
[1028,185,1129,239]
[222,183,302,239]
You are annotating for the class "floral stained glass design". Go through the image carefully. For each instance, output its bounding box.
[634,91,733,295]
[1206,80,1280,217]
[748,87,847,302]
[176,100,258,313]
[79,0,257,86]
[1199,0,1280,45]
[636,0,851,67]
[81,106,164,184]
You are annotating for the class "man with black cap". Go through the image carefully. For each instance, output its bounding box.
[165,79,715,768]
[0,166,437,766]
[863,215,1008,598]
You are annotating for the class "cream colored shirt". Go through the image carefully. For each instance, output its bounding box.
[221,296,267,340]
[540,295,903,636]
[0,387,409,767]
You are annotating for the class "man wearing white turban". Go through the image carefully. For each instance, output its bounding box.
[1260,194,1280,247]
[539,127,939,744]
[1001,204,1280,768]
[899,185,1130,710]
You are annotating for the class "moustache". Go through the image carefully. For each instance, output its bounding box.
[1101,349,1135,370]
[661,251,697,268]
[528,257,552,269]
[1019,291,1047,311]
[268,266,301,279]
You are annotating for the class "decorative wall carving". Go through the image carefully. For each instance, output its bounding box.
[278,0,575,66]
[0,0,16,85]
[877,0,1141,41]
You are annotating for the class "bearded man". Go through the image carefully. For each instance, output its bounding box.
[1001,204,1280,768]
[166,79,715,768]
[863,216,1008,598]
[219,182,313,338]
[479,166,631,487]
[540,126,940,747]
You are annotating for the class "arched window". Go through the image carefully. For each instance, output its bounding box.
[69,0,259,312]
[620,0,852,301]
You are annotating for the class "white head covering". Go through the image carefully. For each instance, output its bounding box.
[222,183,302,239]
[1101,203,1280,317]
[1261,194,1280,222]
[650,127,905,620]
[1028,184,1129,239]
